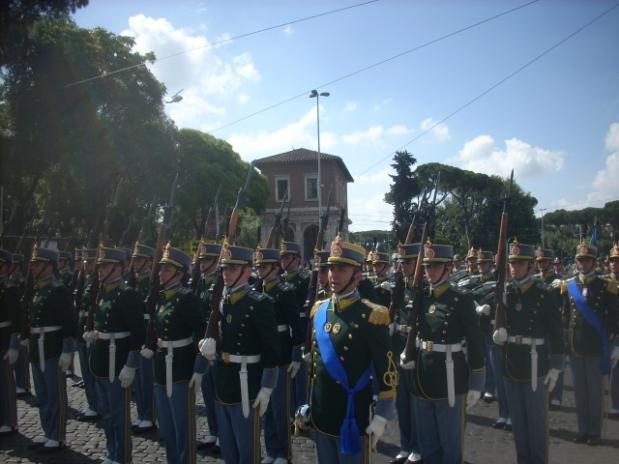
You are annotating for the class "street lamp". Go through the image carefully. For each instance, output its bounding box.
[309,89,329,223]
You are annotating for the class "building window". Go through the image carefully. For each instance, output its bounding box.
[305,175,318,201]
[275,176,289,202]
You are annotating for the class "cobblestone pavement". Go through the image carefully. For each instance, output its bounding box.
[1,361,618,463]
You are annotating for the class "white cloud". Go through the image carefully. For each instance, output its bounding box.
[344,101,358,112]
[453,135,564,178]
[386,124,413,136]
[342,125,384,145]
[237,93,250,105]
[356,166,392,186]
[419,117,450,142]
[348,191,393,232]
[588,122,619,205]
[283,25,294,35]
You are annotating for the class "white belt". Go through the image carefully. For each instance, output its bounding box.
[507,335,544,391]
[299,312,307,319]
[417,338,462,407]
[95,331,130,340]
[397,324,410,334]
[221,353,261,364]
[277,324,290,333]
[143,314,150,320]
[507,336,544,346]
[95,331,130,382]
[158,336,193,397]
[226,354,262,418]
[416,339,463,353]
[0,321,12,329]
[157,336,193,349]
[31,326,62,372]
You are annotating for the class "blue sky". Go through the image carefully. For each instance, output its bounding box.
[72,0,619,231]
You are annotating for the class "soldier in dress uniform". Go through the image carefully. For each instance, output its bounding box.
[560,242,618,445]
[140,244,206,464]
[26,245,76,452]
[129,243,157,434]
[465,246,479,275]
[253,246,303,464]
[371,248,392,308]
[358,251,379,303]
[492,241,564,463]
[391,242,422,464]
[82,245,145,464]
[10,253,30,397]
[74,247,101,421]
[400,241,485,464]
[608,244,619,417]
[194,240,221,452]
[199,241,280,464]
[553,257,564,277]
[299,236,397,463]
[315,250,331,300]
[0,249,21,436]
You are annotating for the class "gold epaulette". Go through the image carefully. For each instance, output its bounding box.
[362,299,390,326]
[607,278,618,295]
[310,299,327,319]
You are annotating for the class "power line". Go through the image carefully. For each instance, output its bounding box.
[356,1,619,176]
[210,0,541,134]
[64,0,381,88]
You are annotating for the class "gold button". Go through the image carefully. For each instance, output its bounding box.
[343,346,349,351]
[348,334,353,339]
[340,356,345,361]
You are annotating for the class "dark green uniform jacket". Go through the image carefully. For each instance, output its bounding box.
[76,274,94,344]
[358,277,378,303]
[0,277,21,351]
[310,294,397,436]
[372,276,392,308]
[196,273,216,323]
[90,280,145,378]
[214,285,280,404]
[412,282,485,399]
[154,285,205,384]
[28,276,75,362]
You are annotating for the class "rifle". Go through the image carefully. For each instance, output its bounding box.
[493,170,514,331]
[144,173,179,350]
[85,178,124,332]
[402,171,441,363]
[127,199,155,290]
[203,162,255,344]
[336,206,347,238]
[266,195,287,248]
[281,197,292,242]
[190,185,221,295]
[302,188,333,357]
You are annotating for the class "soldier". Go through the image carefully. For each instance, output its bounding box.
[140,244,206,464]
[297,236,397,463]
[194,240,221,452]
[465,246,479,276]
[253,246,303,464]
[82,246,145,464]
[129,243,157,434]
[199,242,280,464]
[358,251,379,303]
[492,241,564,463]
[26,245,76,452]
[74,247,101,422]
[9,253,30,397]
[608,244,619,417]
[315,250,331,300]
[0,249,21,436]
[553,257,565,278]
[371,248,392,308]
[58,251,73,287]
[561,242,618,445]
[402,241,485,464]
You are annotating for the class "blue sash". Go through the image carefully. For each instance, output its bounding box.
[314,300,371,455]
[567,279,611,375]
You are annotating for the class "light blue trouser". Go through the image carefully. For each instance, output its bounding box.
[571,355,602,438]
[200,363,218,437]
[491,345,510,419]
[134,354,155,423]
[290,360,307,416]
[13,345,30,391]
[483,332,496,394]
[264,365,290,460]
[215,401,260,464]
[0,356,17,428]
[314,430,368,464]
[95,377,132,463]
[396,366,421,455]
[154,382,196,464]
[77,343,98,411]
[31,358,67,442]
[503,378,547,464]
[415,395,464,464]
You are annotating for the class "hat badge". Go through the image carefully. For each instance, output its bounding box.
[510,243,521,256]
[578,244,589,255]
[253,250,264,262]
[331,242,343,257]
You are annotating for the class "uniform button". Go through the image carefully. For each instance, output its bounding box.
[340,356,345,361]
[348,334,353,339]
[241,323,245,327]
[442,330,446,334]
[361,314,366,319]
[343,346,349,351]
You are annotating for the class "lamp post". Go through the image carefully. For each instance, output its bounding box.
[309,89,329,223]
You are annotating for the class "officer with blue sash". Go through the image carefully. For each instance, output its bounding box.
[300,236,398,463]
[560,242,618,445]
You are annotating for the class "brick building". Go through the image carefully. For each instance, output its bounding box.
[254,148,353,262]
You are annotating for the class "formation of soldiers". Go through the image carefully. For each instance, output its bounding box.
[1,229,618,464]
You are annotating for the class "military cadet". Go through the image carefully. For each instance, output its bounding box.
[400,241,485,464]
[358,251,379,303]
[0,249,21,436]
[140,244,206,464]
[26,245,76,452]
[297,236,397,463]
[83,246,145,464]
[371,247,392,308]
[492,241,564,463]
[253,245,303,464]
[129,242,157,434]
[560,242,618,445]
[391,242,422,464]
[194,240,221,452]
[74,247,101,421]
[553,257,564,277]
[199,241,280,464]
[465,246,479,276]
[10,253,30,397]
[608,244,619,417]
[315,250,331,300]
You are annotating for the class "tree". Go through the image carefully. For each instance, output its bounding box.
[384,151,421,242]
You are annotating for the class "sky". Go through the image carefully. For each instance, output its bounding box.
[72,0,619,232]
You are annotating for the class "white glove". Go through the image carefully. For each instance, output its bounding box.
[252,387,273,416]
[199,338,216,361]
[551,278,562,289]
[380,281,394,292]
[544,368,561,393]
[476,304,491,316]
[611,346,619,363]
[140,347,154,360]
[118,366,137,388]
[365,415,387,449]
[188,373,203,389]
[4,348,19,365]
[389,323,395,337]
[58,352,73,371]
[20,337,29,347]
[82,331,96,344]
[287,361,301,379]
[492,328,508,345]
[399,350,415,370]
[302,350,311,363]
[466,390,481,411]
